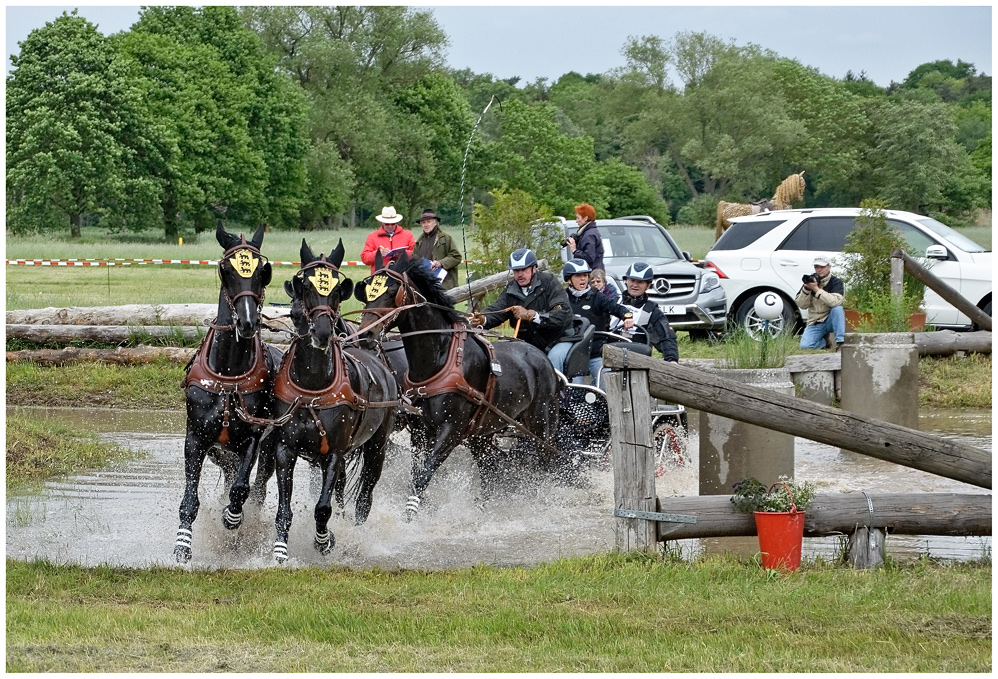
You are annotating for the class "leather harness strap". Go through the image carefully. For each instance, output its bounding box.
[401,323,499,441]
[272,340,399,455]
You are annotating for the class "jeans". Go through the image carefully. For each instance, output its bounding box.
[800,305,846,349]
[546,341,576,374]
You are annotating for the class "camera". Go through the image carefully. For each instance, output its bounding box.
[560,240,570,248]
[801,273,820,285]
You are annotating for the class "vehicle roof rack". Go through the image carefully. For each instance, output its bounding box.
[614,215,659,224]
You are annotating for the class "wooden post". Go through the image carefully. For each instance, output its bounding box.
[602,346,991,489]
[604,369,657,552]
[848,527,886,569]
[892,248,992,331]
[890,255,904,296]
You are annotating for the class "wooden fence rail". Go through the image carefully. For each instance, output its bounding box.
[602,345,990,489]
[652,493,991,540]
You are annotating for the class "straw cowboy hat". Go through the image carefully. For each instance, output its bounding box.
[375,206,404,224]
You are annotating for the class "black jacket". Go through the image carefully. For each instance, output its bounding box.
[567,287,634,358]
[572,220,604,272]
[617,292,680,362]
[482,270,573,352]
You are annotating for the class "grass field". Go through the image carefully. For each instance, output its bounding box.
[6,222,991,309]
[6,554,991,672]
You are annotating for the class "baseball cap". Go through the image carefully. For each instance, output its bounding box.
[813,255,830,266]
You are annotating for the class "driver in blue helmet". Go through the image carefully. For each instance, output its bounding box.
[608,262,679,363]
[469,248,576,371]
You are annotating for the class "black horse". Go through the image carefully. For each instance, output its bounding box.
[266,239,398,563]
[174,223,282,564]
[355,253,564,521]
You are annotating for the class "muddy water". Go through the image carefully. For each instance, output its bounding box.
[6,406,991,569]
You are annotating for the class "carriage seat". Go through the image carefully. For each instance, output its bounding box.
[562,317,595,380]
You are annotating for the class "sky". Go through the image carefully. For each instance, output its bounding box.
[4,4,993,88]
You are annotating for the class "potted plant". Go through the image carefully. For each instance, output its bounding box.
[840,199,926,332]
[731,475,816,571]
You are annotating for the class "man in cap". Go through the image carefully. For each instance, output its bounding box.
[469,248,576,373]
[608,262,679,362]
[413,209,463,290]
[795,254,845,350]
[361,206,416,273]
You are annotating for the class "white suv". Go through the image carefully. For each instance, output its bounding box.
[703,208,992,336]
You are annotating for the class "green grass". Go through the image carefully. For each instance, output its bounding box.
[6,413,142,492]
[5,554,990,672]
[919,353,993,408]
[5,360,187,409]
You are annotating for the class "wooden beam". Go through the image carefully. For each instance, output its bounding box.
[914,329,992,356]
[6,345,198,366]
[892,248,992,331]
[652,493,991,540]
[602,345,991,489]
[444,259,548,305]
[6,324,290,345]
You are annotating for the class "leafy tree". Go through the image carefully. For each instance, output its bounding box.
[242,5,448,226]
[122,6,309,234]
[596,158,670,223]
[486,99,608,218]
[470,187,556,276]
[866,99,962,213]
[6,12,156,237]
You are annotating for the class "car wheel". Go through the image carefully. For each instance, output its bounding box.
[734,293,795,339]
[974,300,992,330]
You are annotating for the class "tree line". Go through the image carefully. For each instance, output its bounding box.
[6,6,992,239]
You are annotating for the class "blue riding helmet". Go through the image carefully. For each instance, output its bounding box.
[623,262,654,281]
[562,258,592,281]
[508,248,538,270]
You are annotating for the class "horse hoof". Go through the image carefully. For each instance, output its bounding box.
[273,541,288,564]
[174,545,192,564]
[222,508,243,530]
[313,536,334,555]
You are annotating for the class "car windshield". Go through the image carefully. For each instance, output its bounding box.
[915,217,988,252]
[600,224,681,260]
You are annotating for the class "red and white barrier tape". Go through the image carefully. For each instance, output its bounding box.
[7,258,492,267]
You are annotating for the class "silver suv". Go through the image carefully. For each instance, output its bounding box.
[553,215,727,337]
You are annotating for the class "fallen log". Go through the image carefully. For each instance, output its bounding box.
[5,303,293,327]
[6,324,290,345]
[914,329,992,356]
[602,345,991,489]
[7,345,197,366]
[444,259,547,305]
[892,248,992,331]
[652,493,991,540]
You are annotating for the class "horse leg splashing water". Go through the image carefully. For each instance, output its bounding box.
[269,239,398,563]
[356,252,564,522]
[174,222,281,564]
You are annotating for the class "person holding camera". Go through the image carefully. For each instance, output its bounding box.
[795,255,846,350]
[565,203,604,271]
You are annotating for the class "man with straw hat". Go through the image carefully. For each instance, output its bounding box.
[361,206,416,273]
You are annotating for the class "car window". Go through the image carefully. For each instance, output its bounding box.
[916,217,987,252]
[711,220,787,250]
[602,225,680,260]
[889,220,938,257]
[778,217,853,252]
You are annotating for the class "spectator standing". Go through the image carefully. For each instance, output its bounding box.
[566,203,604,271]
[413,209,463,290]
[361,206,415,273]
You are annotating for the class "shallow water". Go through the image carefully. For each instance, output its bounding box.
[5,406,991,569]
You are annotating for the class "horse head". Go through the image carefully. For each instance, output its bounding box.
[285,238,353,349]
[215,222,272,340]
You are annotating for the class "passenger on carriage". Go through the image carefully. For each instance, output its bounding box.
[562,258,634,389]
[468,248,576,373]
[590,268,622,304]
[608,262,680,363]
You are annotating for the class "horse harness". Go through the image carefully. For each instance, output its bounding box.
[181,327,271,446]
[401,323,500,442]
